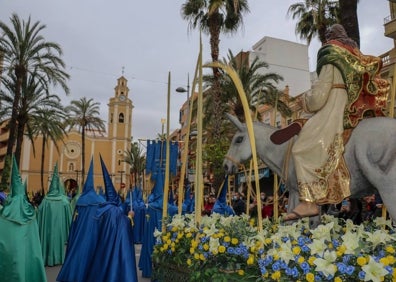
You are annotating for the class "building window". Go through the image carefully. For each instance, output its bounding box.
[68,163,74,171]
[119,113,124,123]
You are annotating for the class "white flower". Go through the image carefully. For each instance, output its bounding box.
[314,250,337,277]
[341,231,360,255]
[311,221,334,242]
[168,214,186,229]
[372,216,394,229]
[364,229,394,249]
[362,256,389,282]
[153,228,162,238]
[209,237,220,254]
[308,238,327,256]
[278,240,295,264]
[203,223,218,237]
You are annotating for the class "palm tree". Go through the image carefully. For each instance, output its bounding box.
[124,141,146,188]
[0,13,69,189]
[338,0,359,47]
[64,97,106,184]
[181,0,250,140]
[219,50,288,122]
[0,73,67,193]
[287,0,339,45]
[30,108,68,194]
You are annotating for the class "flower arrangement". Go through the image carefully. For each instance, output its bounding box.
[152,213,396,282]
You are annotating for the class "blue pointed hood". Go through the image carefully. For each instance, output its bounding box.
[100,155,122,206]
[76,158,105,206]
[0,155,36,224]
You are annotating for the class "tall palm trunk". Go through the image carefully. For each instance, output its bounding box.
[15,114,27,166]
[209,11,223,140]
[81,126,85,185]
[0,69,23,189]
[339,0,360,47]
[40,136,46,194]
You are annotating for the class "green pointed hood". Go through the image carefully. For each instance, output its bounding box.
[46,163,65,198]
[0,156,35,224]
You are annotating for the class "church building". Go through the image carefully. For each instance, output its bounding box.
[16,76,133,194]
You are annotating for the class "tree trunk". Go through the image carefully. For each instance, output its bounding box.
[339,0,360,48]
[15,116,26,166]
[81,127,85,186]
[40,136,46,194]
[0,72,23,189]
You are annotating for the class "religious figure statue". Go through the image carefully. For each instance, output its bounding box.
[272,24,390,221]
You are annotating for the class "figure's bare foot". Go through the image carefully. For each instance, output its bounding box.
[283,201,319,221]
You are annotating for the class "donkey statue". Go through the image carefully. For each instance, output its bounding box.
[223,113,396,222]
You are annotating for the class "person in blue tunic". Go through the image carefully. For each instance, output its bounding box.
[57,159,105,282]
[83,155,138,282]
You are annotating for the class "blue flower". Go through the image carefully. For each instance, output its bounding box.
[272,261,281,271]
[358,271,365,280]
[346,265,355,276]
[336,262,347,274]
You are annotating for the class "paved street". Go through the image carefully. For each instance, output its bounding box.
[46,243,151,282]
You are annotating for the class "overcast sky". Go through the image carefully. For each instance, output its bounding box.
[1,1,393,141]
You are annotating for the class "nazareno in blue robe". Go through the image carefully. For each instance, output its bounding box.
[57,159,105,282]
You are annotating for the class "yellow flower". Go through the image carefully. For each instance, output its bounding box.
[247,255,255,265]
[292,246,301,255]
[189,247,195,254]
[194,253,200,260]
[357,256,367,266]
[334,277,342,282]
[199,253,205,261]
[386,246,395,254]
[386,255,395,264]
[218,245,226,253]
[224,236,231,243]
[238,269,244,276]
[203,243,209,251]
[380,257,390,266]
[308,256,316,266]
[187,258,192,266]
[186,232,192,238]
[265,238,272,244]
[231,238,239,245]
[297,256,305,264]
[163,244,169,250]
[306,273,315,282]
[177,232,183,239]
[191,240,198,248]
[171,247,175,252]
[271,270,281,280]
[171,226,177,232]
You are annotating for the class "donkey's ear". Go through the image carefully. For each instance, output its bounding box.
[226,113,244,131]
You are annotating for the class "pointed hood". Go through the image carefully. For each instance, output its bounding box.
[0,155,36,224]
[46,163,64,198]
[212,175,235,216]
[100,155,121,206]
[76,158,105,206]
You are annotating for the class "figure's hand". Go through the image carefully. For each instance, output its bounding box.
[128,210,135,218]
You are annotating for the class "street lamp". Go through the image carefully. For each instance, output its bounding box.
[118,170,125,190]
[176,74,191,180]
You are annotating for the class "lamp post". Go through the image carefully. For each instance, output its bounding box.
[176,74,191,180]
[161,118,166,138]
[74,169,82,187]
[118,170,125,190]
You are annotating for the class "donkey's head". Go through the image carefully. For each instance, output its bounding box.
[223,114,252,175]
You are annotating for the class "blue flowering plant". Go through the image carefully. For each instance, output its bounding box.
[152,213,396,282]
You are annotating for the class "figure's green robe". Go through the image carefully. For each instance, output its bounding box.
[0,156,47,282]
[37,164,72,266]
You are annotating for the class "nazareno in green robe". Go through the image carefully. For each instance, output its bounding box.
[0,156,47,282]
[37,163,72,266]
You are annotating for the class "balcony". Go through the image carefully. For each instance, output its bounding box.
[384,14,396,40]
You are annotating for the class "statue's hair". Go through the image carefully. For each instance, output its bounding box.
[327,24,358,48]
